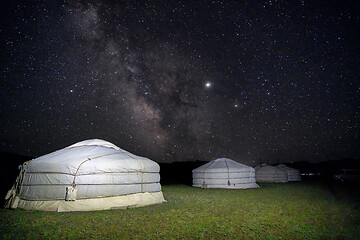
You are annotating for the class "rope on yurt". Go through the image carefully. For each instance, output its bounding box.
[140,162,144,192]
[72,158,91,187]
[202,160,216,188]
[18,162,29,192]
[71,152,122,188]
[117,149,144,193]
[72,150,146,192]
[129,157,144,193]
[224,159,230,186]
[4,161,29,208]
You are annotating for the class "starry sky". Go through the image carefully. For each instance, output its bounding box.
[1,0,359,165]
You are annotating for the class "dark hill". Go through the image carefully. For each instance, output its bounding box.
[159,161,207,185]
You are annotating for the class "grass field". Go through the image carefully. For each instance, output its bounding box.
[1,181,359,239]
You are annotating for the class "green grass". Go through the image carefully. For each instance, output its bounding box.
[1,182,359,239]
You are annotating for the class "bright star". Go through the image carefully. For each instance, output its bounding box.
[205,82,212,88]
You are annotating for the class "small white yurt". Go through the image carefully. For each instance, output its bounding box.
[255,164,288,183]
[192,158,259,189]
[4,139,165,212]
[276,164,301,181]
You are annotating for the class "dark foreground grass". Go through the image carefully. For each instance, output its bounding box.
[1,182,359,239]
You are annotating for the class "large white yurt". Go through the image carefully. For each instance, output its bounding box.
[4,139,165,212]
[276,164,301,181]
[255,164,288,183]
[192,158,259,189]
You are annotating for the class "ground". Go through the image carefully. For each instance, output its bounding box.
[1,180,359,239]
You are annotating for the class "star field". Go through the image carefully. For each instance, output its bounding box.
[0,0,359,164]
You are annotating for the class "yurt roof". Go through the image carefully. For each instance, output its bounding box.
[192,158,254,173]
[66,139,120,150]
[255,164,286,174]
[276,164,300,173]
[26,139,159,174]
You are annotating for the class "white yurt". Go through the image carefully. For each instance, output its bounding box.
[4,139,165,212]
[192,158,259,189]
[255,164,288,183]
[276,164,301,181]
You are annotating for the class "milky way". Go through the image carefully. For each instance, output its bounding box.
[1,1,359,164]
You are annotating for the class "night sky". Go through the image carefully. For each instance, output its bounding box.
[1,0,359,165]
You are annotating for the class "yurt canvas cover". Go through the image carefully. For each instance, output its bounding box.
[192,158,259,189]
[255,164,288,183]
[276,164,301,181]
[5,139,165,212]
